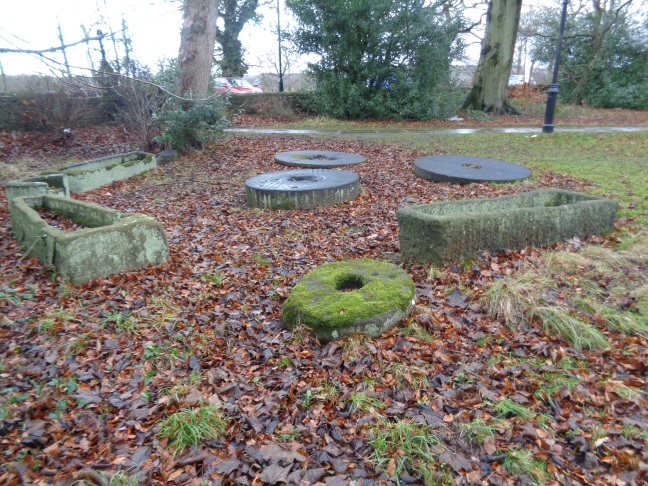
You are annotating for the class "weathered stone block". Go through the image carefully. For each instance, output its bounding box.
[397,189,618,264]
[41,151,156,193]
[5,174,70,201]
[9,195,169,284]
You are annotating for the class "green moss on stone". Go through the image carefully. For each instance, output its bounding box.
[270,201,297,210]
[283,259,415,341]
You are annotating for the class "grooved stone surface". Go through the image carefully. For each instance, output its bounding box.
[275,150,366,168]
[397,189,618,264]
[413,155,531,184]
[245,169,359,209]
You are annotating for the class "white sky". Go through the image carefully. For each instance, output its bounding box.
[0,0,288,76]
[0,0,557,78]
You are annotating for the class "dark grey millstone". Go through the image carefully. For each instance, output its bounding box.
[275,150,366,168]
[282,259,415,343]
[158,149,178,165]
[413,155,531,184]
[245,169,359,209]
[397,189,618,264]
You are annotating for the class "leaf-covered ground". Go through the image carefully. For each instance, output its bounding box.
[1,127,647,485]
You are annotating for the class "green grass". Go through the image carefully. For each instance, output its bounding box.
[530,306,609,351]
[341,334,366,362]
[599,305,648,337]
[502,446,548,483]
[483,270,554,325]
[157,406,227,451]
[103,311,137,332]
[459,417,501,444]
[534,372,581,404]
[369,419,445,485]
[71,470,140,486]
[314,380,340,403]
[621,425,648,441]
[493,398,537,420]
[389,363,429,392]
[348,392,385,413]
[203,271,224,286]
[401,320,435,343]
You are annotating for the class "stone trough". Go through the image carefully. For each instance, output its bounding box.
[245,169,359,209]
[9,195,169,284]
[40,151,156,194]
[397,189,618,264]
[5,173,70,201]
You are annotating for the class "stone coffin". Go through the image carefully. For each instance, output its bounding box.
[41,151,156,193]
[397,189,618,264]
[9,195,169,284]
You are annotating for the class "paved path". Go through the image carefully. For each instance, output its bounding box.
[226,126,648,136]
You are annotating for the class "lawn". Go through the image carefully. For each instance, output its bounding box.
[0,119,647,485]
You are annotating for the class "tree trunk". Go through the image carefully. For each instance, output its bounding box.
[177,0,219,97]
[215,0,260,77]
[462,0,523,114]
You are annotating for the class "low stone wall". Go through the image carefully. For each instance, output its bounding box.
[0,94,109,132]
[9,195,169,284]
[228,92,308,115]
[41,151,156,193]
[397,189,618,264]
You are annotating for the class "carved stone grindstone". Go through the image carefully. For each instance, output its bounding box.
[283,259,415,342]
[413,155,531,184]
[275,150,366,168]
[245,169,359,209]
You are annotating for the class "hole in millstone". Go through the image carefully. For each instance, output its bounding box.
[288,175,321,182]
[293,154,336,160]
[463,163,482,169]
[335,274,366,292]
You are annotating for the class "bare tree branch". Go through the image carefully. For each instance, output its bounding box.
[0,34,107,55]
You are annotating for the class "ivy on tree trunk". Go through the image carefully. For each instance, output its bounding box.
[215,0,260,77]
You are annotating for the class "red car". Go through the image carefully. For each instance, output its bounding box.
[214,77,263,94]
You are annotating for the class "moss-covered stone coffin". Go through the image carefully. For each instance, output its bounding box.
[283,260,415,342]
[9,195,169,284]
[5,174,70,201]
[41,151,156,194]
[397,189,618,264]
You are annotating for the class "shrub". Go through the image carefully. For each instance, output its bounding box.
[153,96,228,151]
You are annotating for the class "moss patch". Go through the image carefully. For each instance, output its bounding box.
[283,259,415,342]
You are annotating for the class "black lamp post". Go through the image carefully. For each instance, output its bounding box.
[542,0,569,133]
[277,0,284,92]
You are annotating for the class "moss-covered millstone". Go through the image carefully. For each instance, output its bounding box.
[283,260,415,342]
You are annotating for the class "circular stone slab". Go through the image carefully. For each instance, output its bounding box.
[283,259,415,343]
[413,155,531,184]
[275,150,366,168]
[246,169,359,210]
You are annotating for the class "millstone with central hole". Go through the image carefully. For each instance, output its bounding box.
[275,150,366,168]
[283,260,415,342]
[413,155,531,184]
[245,169,359,209]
